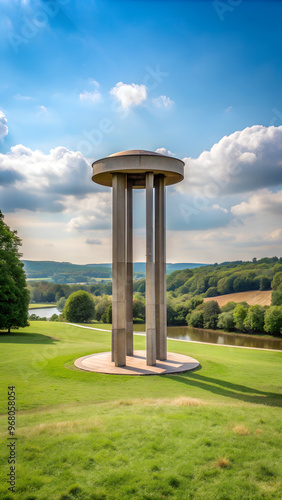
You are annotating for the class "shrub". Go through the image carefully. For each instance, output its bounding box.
[63,291,95,323]
[50,314,59,322]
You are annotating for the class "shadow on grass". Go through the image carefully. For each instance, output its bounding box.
[0,331,59,344]
[166,371,282,407]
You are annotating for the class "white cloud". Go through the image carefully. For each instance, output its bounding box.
[66,192,112,231]
[231,189,282,217]
[0,145,102,213]
[155,147,176,157]
[225,105,232,112]
[0,111,8,141]
[178,125,282,196]
[152,95,174,108]
[110,82,147,108]
[79,90,101,103]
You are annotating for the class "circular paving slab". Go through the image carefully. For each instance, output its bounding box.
[74,350,199,376]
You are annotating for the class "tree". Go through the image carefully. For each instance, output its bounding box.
[271,272,282,290]
[259,276,271,291]
[271,290,282,306]
[0,211,30,333]
[264,306,282,335]
[203,300,220,329]
[243,305,265,333]
[217,311,235,331]
[233,304,248,331]
[63,291,95,323]
[187,309,204,328]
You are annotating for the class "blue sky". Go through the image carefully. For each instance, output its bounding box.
[0,0,282,264]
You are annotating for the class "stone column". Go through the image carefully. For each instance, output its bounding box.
[126,178,134,355]
[112,173,127,367]
[155,175,167,360]
[146,172,156,366]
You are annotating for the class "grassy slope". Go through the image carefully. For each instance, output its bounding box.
[0,322,281,500]
[204,290,272,307]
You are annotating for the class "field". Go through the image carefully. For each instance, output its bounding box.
[204,290,272,307]
[0,322,281,500]
[29,303,57,309]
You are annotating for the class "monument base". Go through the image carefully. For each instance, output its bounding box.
[74,350,199,376]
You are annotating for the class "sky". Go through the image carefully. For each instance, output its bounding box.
[0,0,282,265]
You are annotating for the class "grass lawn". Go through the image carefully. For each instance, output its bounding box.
[29,304,57,309]
[0,322,281,500]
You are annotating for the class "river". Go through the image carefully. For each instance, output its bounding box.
[29,308,282,350]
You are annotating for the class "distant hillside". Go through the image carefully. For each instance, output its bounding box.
[23,260,207,284]
[23,260,111,283]
[204,290,272,307]
[166,257,282,297]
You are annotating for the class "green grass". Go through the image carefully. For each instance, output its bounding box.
[28,303,56,309]
[0,322,281,500]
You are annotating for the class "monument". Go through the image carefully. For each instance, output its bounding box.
[92,150,184,367]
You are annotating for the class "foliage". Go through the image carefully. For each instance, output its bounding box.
[23,260,111,281]
[271,272,282,290]
[203,300,221,329]
[243,305,265,333]
[187,309,204,328]
[133,294,145,322]
[50,314,59,322]
[165,256,282,298]
[28,313,47,321]
[233,304,248,331]
[271,289,282,306]
[57,296,66,311]
[259,275,271,290]
[264,306,282,335]
[221,301,237,312]
[63,291,95,323]
[217,311,235,331]
[0,211,30,332]
[93,295,111,322]
[28,280,112,304]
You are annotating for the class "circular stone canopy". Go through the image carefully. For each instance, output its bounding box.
[92,149,184,188]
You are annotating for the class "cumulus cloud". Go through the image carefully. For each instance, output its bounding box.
[0,145,103,213]
[155,147,176,157]
[0,111,8,141]
[152,95,174,108]
[231,189,282,217]
[110,82,147,108]
[67,192,112,232]
[178,125,282,196]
